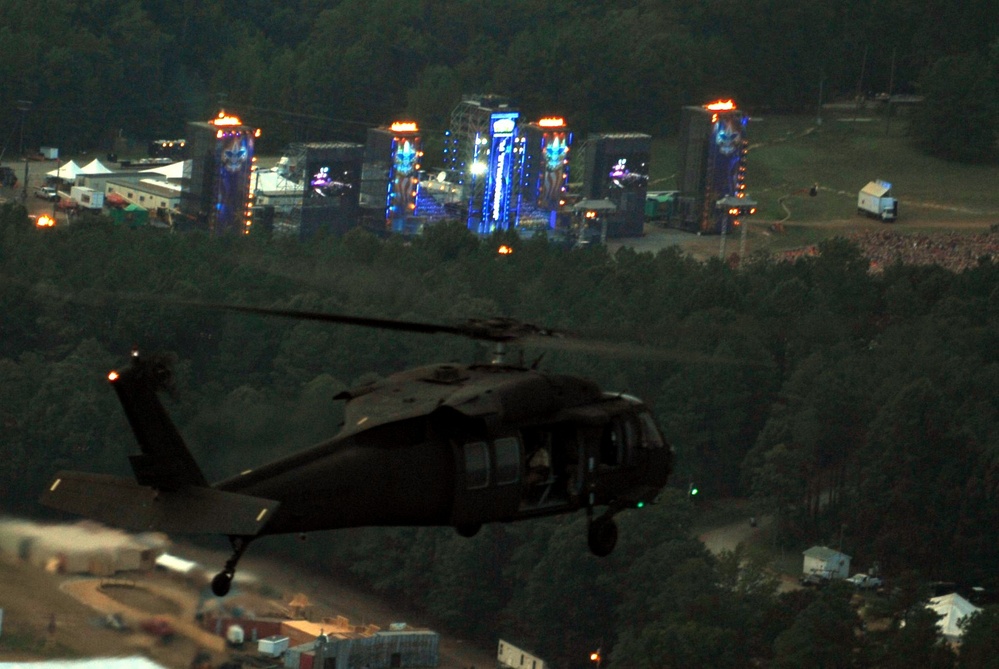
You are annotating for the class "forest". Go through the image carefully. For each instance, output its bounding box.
[0,0,997,162]
[3,204,999,666]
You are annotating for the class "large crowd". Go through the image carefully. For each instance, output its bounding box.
[778,229,999,273]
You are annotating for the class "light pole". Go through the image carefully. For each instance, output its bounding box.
[16,99,32,157]
[816,77,825,126]
[16,100,32,203]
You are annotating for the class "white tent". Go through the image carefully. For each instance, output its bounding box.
[45,160,81,180]
[0,659,171,668]
[927,592,981,641]
[79,158,114,175]
[140,159,189,180]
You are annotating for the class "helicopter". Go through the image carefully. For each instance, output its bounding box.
[40,305,674,596]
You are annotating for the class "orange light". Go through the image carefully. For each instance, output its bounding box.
[704,99,736,111]
[211,110,243,126]
[35,214,55,228]
[108,371,119,382]
[390,121,418,132]
[498,244,513,255]
[537,117,565,127]
[590,652,601,662]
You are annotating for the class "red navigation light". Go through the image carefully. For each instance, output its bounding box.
[537,117,565,127]
[704,99,736,111]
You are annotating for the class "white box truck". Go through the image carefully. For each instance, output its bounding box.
[858,180,897,222]
[70,186,104,210]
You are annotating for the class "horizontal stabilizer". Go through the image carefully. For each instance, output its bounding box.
[40,471,279,536]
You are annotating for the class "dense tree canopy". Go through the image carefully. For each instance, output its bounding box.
[3,205,999,664]
[1,0,997,160]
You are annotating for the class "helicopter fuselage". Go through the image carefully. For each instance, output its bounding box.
[215,362,673,537]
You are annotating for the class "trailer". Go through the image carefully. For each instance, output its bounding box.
[858,180,897,222]
[71,186,105,210]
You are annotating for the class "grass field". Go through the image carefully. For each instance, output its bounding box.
[649,108,999,225]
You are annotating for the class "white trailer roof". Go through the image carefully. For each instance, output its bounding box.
[860,180,892,197]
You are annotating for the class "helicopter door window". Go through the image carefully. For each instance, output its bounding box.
[600,422,623,467]
[463,441,490,489]
[494,437,520,485]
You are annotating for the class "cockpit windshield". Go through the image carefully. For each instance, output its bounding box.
[638,411,666,449]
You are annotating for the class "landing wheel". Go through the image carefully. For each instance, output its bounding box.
[587,516,618,557]
[211,571,233,597]
[456,523,482,538]
[212,535,251,597]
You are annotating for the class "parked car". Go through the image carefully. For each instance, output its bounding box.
[800,572,831,588]
[846,573,884,590]
[35,186,59,201]
[0,166,17,187]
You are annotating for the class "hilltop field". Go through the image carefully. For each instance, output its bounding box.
[628,111,999,262]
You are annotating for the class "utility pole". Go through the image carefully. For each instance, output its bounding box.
[816,76,825,126]
[16,100,32,203]
[885,48,897,136]
[854,45,868,123]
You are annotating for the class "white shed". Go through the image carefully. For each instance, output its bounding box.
[802,546,851,580]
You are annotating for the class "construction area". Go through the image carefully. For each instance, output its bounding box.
[0,518,458,669]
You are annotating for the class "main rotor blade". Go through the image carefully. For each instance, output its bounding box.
[194,302,468,337]
[518,332,765,366]
[191,302,750,364]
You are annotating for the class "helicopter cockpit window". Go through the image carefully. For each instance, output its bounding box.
[639,411,665,449]
[463,441,490,489]
[494,437,520,485]
[600,416,640,466]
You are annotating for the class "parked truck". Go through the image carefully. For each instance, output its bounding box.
[846,573,884,590]
[858,180,897,222]
[70,185,104,210]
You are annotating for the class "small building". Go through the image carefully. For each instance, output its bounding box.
[802,546,851,580]
[0,518,162,575]
[498,639,548,669]
[283,623,439,669]
[260,634,290,657]
[105,177,182,212]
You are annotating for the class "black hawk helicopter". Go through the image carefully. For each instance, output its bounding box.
[41,306,673,596]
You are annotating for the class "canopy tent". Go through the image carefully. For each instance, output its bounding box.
[140,159,189,180]
[46,160,81,180]
[927,592,981,641]
[79,158,114,175]
[109,203,149,228]
[0,659,171,668]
